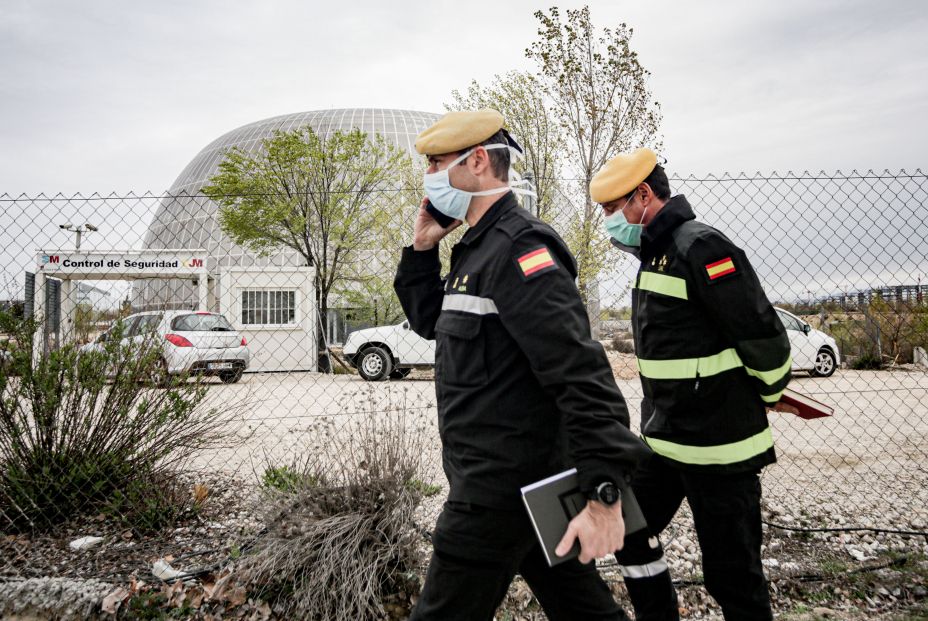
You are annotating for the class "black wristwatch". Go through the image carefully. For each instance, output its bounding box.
[588,481,622,506]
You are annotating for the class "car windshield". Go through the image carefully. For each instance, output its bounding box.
[171,314,234,332]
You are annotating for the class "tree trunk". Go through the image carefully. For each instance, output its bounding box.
[317,288,332,374]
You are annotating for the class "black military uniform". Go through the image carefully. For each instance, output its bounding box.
[395,191,650,621]
[614,194,791,621]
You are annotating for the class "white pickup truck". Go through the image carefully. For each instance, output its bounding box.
[342,320,436,381]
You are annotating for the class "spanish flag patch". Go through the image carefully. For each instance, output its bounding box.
[705,257,737,280]
[516,246,558,279]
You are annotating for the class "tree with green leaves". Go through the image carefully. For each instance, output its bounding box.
[448,71,565,222]
[526,5,662,304]
[202,127,415,367]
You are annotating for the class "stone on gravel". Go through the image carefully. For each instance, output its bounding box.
[68,536,103,551]
[0,577,113,620]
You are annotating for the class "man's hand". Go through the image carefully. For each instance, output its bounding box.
[554,500,625,564]
[413,197,460,251]
[767,401,799,416]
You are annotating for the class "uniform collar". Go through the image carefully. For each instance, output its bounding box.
[460,191,517,246]
[641,195,695,257]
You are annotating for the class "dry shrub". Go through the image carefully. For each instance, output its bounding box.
[0,313,242,533]
[237,393,430,620]
[611,333,636,354]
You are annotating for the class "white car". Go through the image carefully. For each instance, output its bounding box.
[343,320,435,381]
[774,307,841,377]
[82,310,250,383]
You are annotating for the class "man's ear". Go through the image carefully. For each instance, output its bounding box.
[468,146,490,175]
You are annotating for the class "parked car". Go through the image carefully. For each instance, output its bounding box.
[81,311,250,383]
[343,320,435,381]
[774,307,841,377]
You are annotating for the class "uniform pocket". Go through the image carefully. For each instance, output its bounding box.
[436,312,488,387]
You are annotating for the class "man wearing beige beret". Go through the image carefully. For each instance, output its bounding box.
[591,148,794,620]
[394,110,651,620]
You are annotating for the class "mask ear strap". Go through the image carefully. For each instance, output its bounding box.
[475,142,537,198]
[511,187,537,198]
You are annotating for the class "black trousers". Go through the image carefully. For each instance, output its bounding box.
[616,454,773,621]
[410,501,631,621]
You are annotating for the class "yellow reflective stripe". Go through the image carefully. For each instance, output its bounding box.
[644,427,774,466]
[761,391,784,404]
[745,355,793,386]
[637,348,742,380]
[636,272,688,300]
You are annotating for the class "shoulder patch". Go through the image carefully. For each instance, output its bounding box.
[705,256,738,282]
[514,245,559,280]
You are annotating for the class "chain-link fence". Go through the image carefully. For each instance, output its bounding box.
[1,171,927,615]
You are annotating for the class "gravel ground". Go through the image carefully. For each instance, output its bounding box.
[2,361,926,618]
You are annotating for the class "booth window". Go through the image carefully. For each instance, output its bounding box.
[242,290,296,326]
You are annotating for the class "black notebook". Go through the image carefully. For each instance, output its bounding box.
[520,469,647,567]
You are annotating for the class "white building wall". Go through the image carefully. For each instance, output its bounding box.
[219,267,316,372]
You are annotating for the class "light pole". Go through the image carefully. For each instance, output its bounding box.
[58,223,98,252]
[56,223,97,345]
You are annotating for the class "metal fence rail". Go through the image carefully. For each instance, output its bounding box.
[1,171,927,605]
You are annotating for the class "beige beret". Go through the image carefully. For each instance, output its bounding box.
[590,147,658,203]
[415,109,505,155]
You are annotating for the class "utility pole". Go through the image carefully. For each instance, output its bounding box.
[56,223,98,344]
[522,171,537,217]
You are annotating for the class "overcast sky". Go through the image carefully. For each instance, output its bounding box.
[1,0,926,195]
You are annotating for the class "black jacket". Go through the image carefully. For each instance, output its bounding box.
[395,192,650,509]
[631,195,791,473]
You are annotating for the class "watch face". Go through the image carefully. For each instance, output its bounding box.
[599,483,620,505]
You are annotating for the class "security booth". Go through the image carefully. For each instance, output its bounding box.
[32,249,209,360]
[219,266,317,372]
[31,249,319,373]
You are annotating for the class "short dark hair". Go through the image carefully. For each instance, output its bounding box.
[458,130,510,181]
[625,163,671,201]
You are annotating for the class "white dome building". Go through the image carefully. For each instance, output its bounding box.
[137,108,440,334]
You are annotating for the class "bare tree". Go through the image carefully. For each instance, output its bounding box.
[447,71,565,222]
[526,5,662,303]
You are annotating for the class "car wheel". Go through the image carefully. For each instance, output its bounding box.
[811,348,837,377]
[358,346,392,381]
[389,368,412,380]
[219,368,244,384]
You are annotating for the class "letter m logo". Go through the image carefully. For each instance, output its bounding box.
[46,255,60,264]
[190,258,203,267]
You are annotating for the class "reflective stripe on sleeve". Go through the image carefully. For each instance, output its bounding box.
[619,556,669,579]
[637,348,742,380]
[761,391,785,404]
[643,427,774,466]
[441,294,499,315]
[745,355,793,385]
[636,272,688,300]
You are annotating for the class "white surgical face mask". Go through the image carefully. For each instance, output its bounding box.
[423,144,537,222]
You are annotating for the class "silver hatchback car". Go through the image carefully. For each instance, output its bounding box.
[83,310,250,383]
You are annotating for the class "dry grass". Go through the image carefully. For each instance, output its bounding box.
[234,392,428,619]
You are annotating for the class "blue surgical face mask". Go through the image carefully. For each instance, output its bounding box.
[423,144,517,222]
[604,195,648,247]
